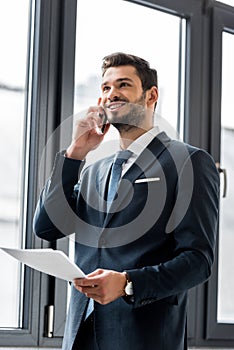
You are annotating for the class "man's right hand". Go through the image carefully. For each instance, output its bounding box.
[65,106,110,160]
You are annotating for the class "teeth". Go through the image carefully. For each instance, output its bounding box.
[109,103,124,110]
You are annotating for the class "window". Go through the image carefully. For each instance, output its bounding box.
[0,0,75,347]
[218,31,234,324]
[0,0,31,329]
[74,0,186,154]
[2,0,234,347]
[216,0,234,6]
[206,6,234,345]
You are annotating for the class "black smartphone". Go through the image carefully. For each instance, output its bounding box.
[101,110,108,133]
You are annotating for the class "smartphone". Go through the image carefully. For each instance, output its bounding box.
[101,110,108,133]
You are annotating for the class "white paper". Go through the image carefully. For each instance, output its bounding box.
[0,247,85,282]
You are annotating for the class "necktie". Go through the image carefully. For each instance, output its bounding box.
[107,150,133,211]
[85,150,132,320]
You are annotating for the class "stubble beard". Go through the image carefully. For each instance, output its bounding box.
[107,94,147,133]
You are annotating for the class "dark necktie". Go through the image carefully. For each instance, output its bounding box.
[107,150,133,211]
[85,150,132,320]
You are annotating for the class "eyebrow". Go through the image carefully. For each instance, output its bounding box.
[101,77,134,87]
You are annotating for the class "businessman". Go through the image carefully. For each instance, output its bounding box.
[33,52,220,350]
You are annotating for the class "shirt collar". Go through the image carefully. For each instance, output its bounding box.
[126,126,160,158]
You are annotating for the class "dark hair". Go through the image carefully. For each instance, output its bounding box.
[101,52,158,91]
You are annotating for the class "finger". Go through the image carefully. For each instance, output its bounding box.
[76,115,97,131]
[80,285,100,298]
[85,285,99,292]
[75,109,106,139]
[72,120,90,141]
[87,105,105,116]
[73,277,85,284]
[87,108,106,128]
[73,284,98,296]
[74,277,99,288]
[83,115,103,135]
[86,268,104,277]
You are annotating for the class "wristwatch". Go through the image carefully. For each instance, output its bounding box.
[124,272,134,296]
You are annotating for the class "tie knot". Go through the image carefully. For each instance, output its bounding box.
[114,150,133,165]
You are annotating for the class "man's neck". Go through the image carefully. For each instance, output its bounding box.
[119,125,153,149]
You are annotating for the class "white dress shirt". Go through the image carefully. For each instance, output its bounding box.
[121,126,160,176]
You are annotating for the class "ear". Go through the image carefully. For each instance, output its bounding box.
[146,86,158,108]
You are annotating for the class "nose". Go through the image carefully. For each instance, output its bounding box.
[106,87,120,102]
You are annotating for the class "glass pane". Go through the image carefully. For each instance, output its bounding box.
[0,0,31,328]
[217,32,234,323]
[70,0,186,294]
[74,0,186,144]
[68,0,186,294]
[215,0,234,7]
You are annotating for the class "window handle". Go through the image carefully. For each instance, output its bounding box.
[216,162,227,198]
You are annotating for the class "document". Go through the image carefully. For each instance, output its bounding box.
[0,247,85,282]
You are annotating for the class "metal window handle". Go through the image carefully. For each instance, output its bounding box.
[216,162,227,198]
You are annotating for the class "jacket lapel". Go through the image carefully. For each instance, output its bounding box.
[103,132,171,227]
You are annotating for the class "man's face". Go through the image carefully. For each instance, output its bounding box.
[100,65,147,131]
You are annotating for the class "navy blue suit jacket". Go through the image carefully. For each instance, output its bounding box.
[33,132,220,350]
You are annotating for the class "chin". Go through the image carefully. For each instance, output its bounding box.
[111,123,138,133]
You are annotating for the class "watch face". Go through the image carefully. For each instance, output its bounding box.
[125,281,133,296]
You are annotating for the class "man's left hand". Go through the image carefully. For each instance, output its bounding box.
[73,269,126,305]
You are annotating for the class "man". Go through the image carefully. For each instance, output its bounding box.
[33,52,220,350]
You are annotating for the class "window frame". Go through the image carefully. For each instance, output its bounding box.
[0,0,77,347]
[0,0,40,345]
[32,0,77,347]
[126,0,214,346]
[2,0,234,347]
[206,3,234,345]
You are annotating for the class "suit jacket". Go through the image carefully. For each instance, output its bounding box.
[33,132,220,350]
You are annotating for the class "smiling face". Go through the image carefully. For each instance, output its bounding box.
[100,65,150,132]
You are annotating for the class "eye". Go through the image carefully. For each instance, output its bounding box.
[120,82,130,88]
[102,85,110,93]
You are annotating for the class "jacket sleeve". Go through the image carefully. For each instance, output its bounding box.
[126,149,220,308]
[33,152,85,241]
